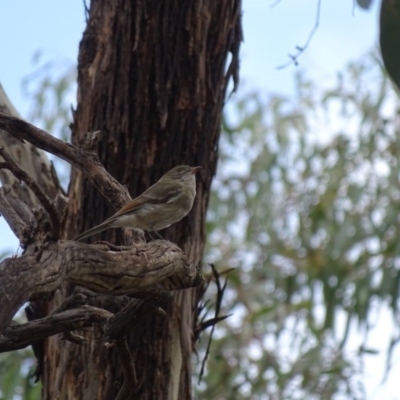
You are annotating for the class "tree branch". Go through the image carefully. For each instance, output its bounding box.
[0,306,112,352]
[197,264,232,383]
[0,185,28,239]
[0,147,61,237]
[0,240,202,332]
[0,112,131,210]
[277,0,321,69]
[0,84,62,206]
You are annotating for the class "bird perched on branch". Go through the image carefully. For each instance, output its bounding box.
[74,165,201,241]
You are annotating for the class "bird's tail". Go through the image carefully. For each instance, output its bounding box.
[73,220,113,242]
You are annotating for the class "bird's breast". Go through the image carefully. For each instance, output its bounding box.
[135,190,195,231]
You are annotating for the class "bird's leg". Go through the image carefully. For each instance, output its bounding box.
[147,231,155,241]
[152,230,164,240]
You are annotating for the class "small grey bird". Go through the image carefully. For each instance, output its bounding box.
[74,165,201,241]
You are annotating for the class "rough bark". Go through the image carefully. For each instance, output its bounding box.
[0,0,241,399]
[0,238,199,331]
[44,1,241,399]
[0,109,204,398]
[0,307,113,352]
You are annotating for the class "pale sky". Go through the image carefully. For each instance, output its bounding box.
[1,1,394,398]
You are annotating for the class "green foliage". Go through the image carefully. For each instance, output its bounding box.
[0,350,41,400]
[197,52,398,399]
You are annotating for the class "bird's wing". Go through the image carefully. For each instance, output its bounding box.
[113,182,183,217]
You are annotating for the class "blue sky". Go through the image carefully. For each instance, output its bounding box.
[1,1,392,398]
[0,1,379,113]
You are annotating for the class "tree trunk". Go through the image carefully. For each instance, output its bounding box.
[42,0,241,399]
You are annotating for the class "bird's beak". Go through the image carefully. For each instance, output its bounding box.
[191,166,202,174]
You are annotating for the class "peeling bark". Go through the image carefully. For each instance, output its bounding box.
[50,1,241,398]
[0,239,199,331]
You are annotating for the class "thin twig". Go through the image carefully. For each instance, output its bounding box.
[83,0,90,22]
[200,315,230,331]
[270,0,283,7]
[276,0,321,69]
[198,264,231,384]
[0,147,60,237]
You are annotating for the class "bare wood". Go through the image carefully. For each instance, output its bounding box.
[0,112,131,210]
[2,186,36,227]
[0,185,27,239]
[0,240,201,332]
[0,83,20,117]
[0,147,60,236]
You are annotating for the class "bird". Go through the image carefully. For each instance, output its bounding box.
[74,165,201,241]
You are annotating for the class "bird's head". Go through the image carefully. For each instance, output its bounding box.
[162,165,202,181]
